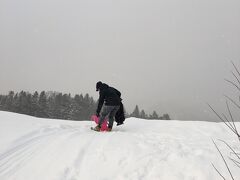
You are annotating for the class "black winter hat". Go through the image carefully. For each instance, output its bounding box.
[96,81,103,91]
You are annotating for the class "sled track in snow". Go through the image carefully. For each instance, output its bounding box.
[59,130,116,180]
[0,125,82,178]
[59,133,97,180]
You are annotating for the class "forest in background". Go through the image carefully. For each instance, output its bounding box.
[0,91,170,121]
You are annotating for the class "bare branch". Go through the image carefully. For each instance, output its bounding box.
[218,139,240,160]
[210,62,240,179]
[212,140,235,180]
[229,158,240,169]
[226,101,238,133]
[208,104,237,134]
[222,113,237,134]
[224,95,240,110]
[225,79,240,92]
[231,71,240,87]
[212,163,226,180]
[226,110,240,142]
[231,61,240,78]
[230,153,240,156]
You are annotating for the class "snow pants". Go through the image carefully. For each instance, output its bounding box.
[99,105,120,128]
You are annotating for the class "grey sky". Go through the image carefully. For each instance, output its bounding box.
[1,0,240,120]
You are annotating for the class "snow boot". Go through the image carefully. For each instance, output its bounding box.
[116,122,124,126]
[106,126,112,132]
[92,125,101,132]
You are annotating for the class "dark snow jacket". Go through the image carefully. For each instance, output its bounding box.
[96,83,122,115]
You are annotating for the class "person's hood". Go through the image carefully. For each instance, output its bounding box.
[100,83,109,90]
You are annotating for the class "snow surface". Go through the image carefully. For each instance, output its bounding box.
[0,111,239,180]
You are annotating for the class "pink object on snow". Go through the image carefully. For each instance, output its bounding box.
[91,115,108,131]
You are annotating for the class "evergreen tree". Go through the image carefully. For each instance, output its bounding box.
[131,105,140,118]
[162,114,171,120]
[26,93,32,115]
[52,93,62,118]
[12,93,20,113]
[4,91,15,111]
[84,93,90,103]
[70,95,82,120]
[140,110,146,119]
[18,91,29,115]
[61,93,72,120]
[38,91,48,118]
[79,94,84,102]
[80,93,91,119]
[31,91,39,116]
[151,111,159,119]
[0,95,4,110]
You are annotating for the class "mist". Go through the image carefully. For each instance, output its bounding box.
[0,0,240,120]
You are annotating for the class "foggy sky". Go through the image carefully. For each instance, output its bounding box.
[1,0,240,120]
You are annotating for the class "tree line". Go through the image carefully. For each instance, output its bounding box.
[0,91,170,120]
[130,105,171,120]
[0,91,96,120]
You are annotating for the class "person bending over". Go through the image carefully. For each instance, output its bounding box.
[93,81,121,132]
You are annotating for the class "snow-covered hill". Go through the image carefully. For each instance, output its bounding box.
[0,111,239,180]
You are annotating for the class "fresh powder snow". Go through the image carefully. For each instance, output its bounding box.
[0,111,239,180]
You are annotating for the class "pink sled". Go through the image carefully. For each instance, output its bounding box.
[91,115,108,131]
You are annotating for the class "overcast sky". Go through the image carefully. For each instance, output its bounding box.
[0,0,240,120]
